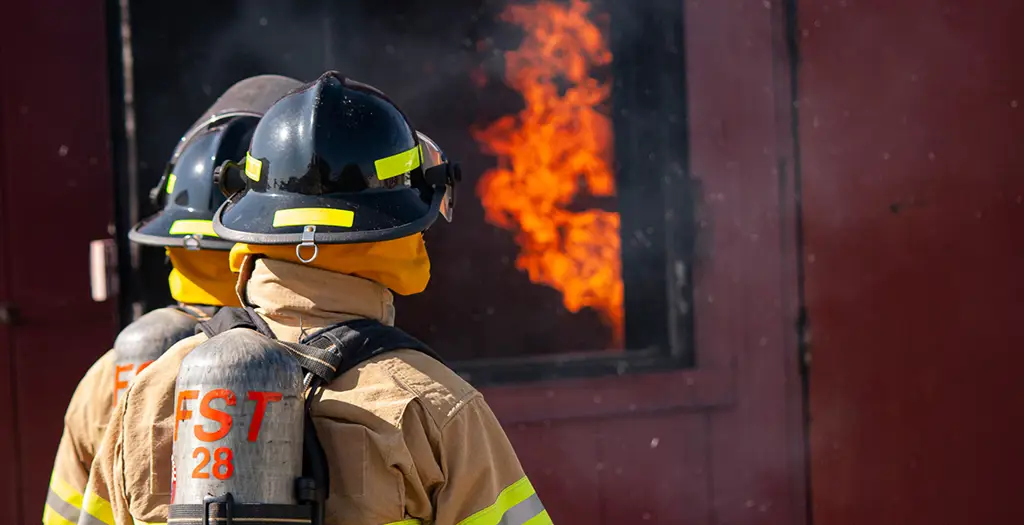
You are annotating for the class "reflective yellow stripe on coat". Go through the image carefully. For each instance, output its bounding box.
[43,505,77,525]
[43,475,83,525]
[458,477,552,525]
[78,490,116,525]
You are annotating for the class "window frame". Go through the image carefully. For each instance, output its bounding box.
[453,0,694,386]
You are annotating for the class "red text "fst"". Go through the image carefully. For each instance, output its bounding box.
[174,389,283,443]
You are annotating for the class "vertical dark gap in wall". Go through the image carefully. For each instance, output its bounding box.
[781,0,814,521]
[107,0,136,327]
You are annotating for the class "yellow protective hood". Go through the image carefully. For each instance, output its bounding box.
[228,234,430,296]
[166,248,242,307]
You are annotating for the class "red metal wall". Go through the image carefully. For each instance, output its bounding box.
[0,2,812,525]
[800,0,1024,522]
[0,1,118,524]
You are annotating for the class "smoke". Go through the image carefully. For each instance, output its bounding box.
[152,0,522,129]
[127,0,697,355]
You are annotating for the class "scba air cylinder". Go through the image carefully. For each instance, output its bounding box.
[170,328,305,506]
[113,307,198,403]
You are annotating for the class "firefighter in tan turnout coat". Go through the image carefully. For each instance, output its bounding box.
[40,75,302,525]
[78,72,551,525]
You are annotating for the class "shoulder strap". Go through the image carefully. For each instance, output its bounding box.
[291,318,443,387]
[286,318,441,525]
[193,312,438,525]
[174,304,221,320]
[196,306,276,338]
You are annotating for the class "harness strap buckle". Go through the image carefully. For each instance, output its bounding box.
[203,492,234,525]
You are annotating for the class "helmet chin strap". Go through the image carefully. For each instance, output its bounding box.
[234,253,262,308]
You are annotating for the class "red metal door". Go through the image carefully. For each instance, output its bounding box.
[0,1,119,524]
[800,0,1024,523]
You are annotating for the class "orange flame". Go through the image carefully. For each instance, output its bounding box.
[473,0,623,347]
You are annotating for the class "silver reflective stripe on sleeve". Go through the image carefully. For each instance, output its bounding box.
[456,476,552,525]
[78,511,112,525]
[43,496,80,525]
[44,476,85,525]
[497,493,547,525]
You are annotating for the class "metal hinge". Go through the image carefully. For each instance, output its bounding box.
[89,239,119,302]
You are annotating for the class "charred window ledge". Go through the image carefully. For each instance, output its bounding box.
[454,347,683,386]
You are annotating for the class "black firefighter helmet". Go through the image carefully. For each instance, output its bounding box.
[129,75,304,250]
[211,71,460,250]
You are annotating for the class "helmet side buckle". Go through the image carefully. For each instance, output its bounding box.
[214,159,247,198]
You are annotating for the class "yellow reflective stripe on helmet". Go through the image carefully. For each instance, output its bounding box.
[272,208,354,228]
[375,144,421,180]
[43,505,77,525]
[166,173,177,194]
[80,491,116,525]
[457,476,550,525]
[168,219,218,237]
[245,152,262,182]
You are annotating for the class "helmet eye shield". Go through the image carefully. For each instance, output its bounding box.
[416,132,460,223]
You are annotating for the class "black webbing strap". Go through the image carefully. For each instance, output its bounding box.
[169,498,312,525]
[300,414,327,525]
[242,307,277,338]
[295,318,444,387]
[174,304,221,321]
[285,317,443,524]
[197,307,276,339]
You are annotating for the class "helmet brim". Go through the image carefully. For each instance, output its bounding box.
[211,188,442,245]
[129,207,235,250]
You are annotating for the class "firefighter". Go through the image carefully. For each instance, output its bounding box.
[43,75,301,525]
[79,71,551,525]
